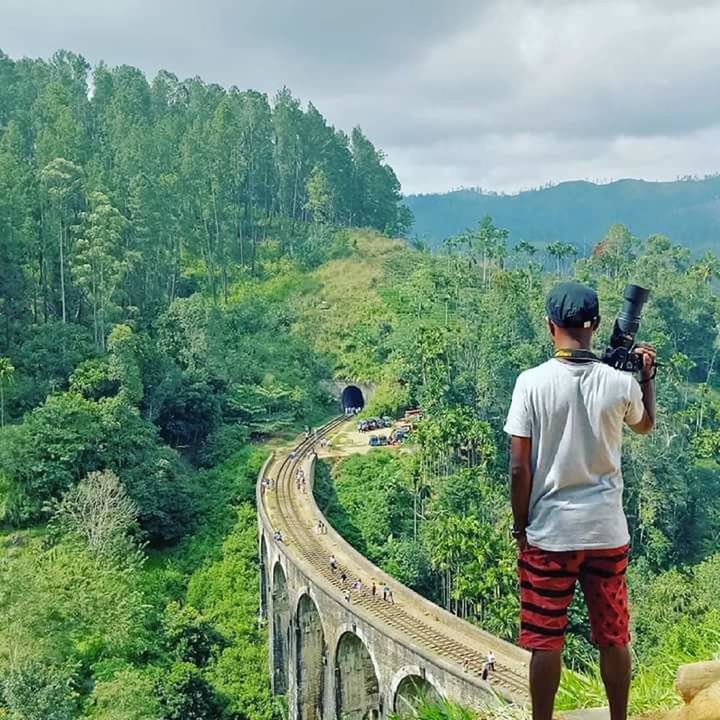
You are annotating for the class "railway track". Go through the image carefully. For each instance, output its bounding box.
[264,416,529,704]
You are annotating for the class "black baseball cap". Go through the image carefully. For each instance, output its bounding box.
[546,282,600,328]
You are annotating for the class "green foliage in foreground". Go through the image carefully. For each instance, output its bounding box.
[390,698,478,720]
[0,444,276,719]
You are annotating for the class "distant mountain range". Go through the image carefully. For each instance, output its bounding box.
[404,177,720,254]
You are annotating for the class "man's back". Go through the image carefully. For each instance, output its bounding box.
[504,358,643,551]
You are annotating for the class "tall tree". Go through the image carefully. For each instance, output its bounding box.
[0,356,15,427]
[73,191,130,349]
[0,120,34,344]
[350,126,410,236]
[305,166,336,225]
[40,158,84,324]
[272,87,306,225]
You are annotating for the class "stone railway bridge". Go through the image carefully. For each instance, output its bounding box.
[258,406,531,720]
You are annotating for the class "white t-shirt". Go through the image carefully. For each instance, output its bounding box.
[504,359,644,551]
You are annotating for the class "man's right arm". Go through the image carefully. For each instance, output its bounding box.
[504,374,533,548]
[510,436,533,543]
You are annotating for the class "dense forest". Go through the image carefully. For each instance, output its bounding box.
[0,47,411,355]
[1,48,719,720]
[406,178,720,255]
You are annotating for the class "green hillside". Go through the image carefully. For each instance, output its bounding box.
[406,177,720,253]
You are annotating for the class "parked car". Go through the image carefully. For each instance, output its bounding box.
[359,417,393,432]
[368,434,388,447]
[389,427,410,445]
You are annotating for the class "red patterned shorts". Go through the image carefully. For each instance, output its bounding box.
[518,543,630,651]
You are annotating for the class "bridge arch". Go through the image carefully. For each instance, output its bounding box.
[295,592,326,719]
[341,385,364,412]
[272,561,291,695]
[392,671,442,718]
[260,535,269,619]
[335,630,381,720]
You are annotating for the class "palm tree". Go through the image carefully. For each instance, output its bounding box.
[428,514,467,611]
[0,357,15,428]
[694,251,720,284]
[546,241,577,276]
[513,240,536,267]
[563,242,578,275]
[471,216,508,286]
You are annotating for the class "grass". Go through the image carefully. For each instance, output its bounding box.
[389,697,532,720]
[556,659,680,716]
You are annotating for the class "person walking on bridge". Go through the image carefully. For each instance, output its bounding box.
[486,650,495,672]
[505,283,656,720]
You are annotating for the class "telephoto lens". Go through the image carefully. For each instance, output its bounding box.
[611,284,650,349]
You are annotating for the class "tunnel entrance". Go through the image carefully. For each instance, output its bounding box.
[394,675,442,718]
[272,563,290,695]
[296,594,326,719]
[260,536,269,619]
[341,385,364,412]
[335,632,381,720]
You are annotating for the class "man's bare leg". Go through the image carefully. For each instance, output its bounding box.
[599,645,631,720]
[529,649,562,720]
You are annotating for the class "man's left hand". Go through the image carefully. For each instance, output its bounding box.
[634,343,657,380]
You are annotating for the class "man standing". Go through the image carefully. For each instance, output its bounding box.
[504,282,656,720]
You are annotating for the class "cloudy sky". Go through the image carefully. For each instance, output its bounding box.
[3,0,720,194]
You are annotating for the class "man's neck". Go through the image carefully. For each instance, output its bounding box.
[553,335,596,364]
[554,339,591,351]
[553,330,593,351]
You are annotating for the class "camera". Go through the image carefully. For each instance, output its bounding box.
[601,284,650,372]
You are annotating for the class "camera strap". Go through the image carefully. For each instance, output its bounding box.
[553,348,599,363]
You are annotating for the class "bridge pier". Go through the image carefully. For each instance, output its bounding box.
[335,630,381,719]
[296,593,326,719]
